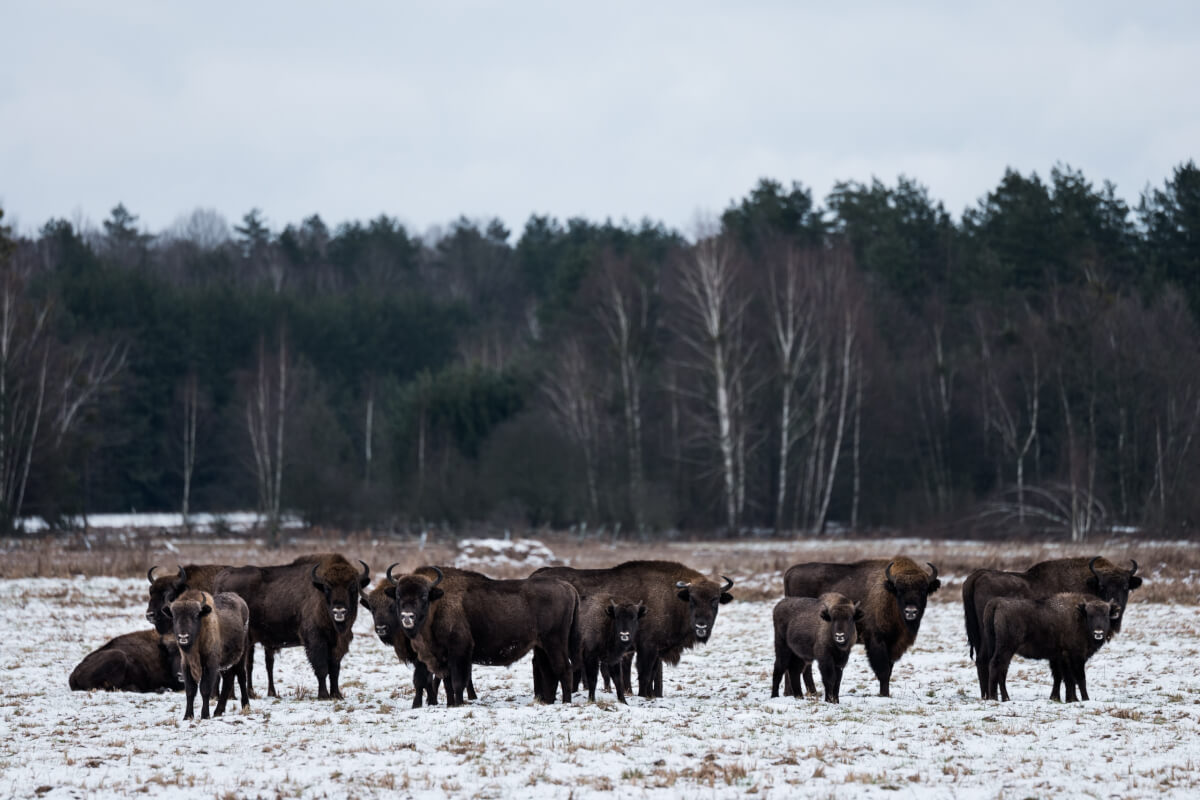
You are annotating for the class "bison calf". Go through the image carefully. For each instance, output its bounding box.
[167,590,250,720]
[69,630,183,693]
[982,592,1119,703]
[578,597,646,704]
[772,593,862,703]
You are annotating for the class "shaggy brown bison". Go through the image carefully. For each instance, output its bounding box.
[962,557,1142,699]
[69,630,183,693]
[360,564,479,707]
[146,564,230,634]
[576,597,646,704]
[213,554,370,700]
[167,590,250,720]
[772,593,862,703]
[783,558,940,697]
[533,561,734,699]
[980,592,1119,702]
[387,567,578,706]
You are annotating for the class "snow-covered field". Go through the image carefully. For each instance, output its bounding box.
[3,576,1199,799]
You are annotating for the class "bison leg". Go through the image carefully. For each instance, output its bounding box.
[585,655,601,702]
[303,639,332,700]
[976,654,990,700]
[1049,660,1064,702]
[264,646,279,698]
[1072,658,1089,702]
[199,667,218,719]
[865,638,894,697]
[214,670,235,716]
[327,655,344,701]
[987,648,1013,702]
[448,659,471,707]
[787,661,805,699]
[802,663,818,697]
[600,661,612,693]
[771,637,792,698]
[412,661,432,708]
[243,643,257,700]
[183,670,197,720]
[818,660,841,703]
[235,662,249,710]
[532,649,547,702]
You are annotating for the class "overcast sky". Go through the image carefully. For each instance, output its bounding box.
[2,1,1197,240]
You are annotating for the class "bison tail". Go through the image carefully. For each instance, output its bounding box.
[962,574,980,660]
[568,592,582,673]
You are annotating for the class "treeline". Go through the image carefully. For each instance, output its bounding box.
[2,160,1198,539]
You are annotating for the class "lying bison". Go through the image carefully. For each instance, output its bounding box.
[167,589,250,720]
[214,554,370,700]
[69,630,183,693]
[772,593,862,703]
[360,564,480,707]
[981,592,1119,702]
[387,567,578,706]
[576,597,645,704]
[962,557,1141,699]
[533,561,734,698]
[784,558,940,697]
[146,564,230,634]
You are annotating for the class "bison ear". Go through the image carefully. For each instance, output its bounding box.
[927,579,941,594]
[883,579,898,596]
[1077,603,1088,617]
[384,586,397,599]
[1085,576,1100,593]
[1109,604,1122,620]
[819,608,831,622]
[360,597,371,610]
[200,604,212,617]
[605,604,616,618]
[676,588,691,602]
[719,592,733,605]
[428,588,444,602]
[1129,576,1143,590]
[637,604,647,618]
[853,604,865,622]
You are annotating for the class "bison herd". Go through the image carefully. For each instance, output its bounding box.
[68,550,1143,719]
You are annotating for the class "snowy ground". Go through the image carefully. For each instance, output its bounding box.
[3,576,1199,799]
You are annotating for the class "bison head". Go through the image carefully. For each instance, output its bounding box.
[675,576,734,642]
[819,593,863,651]
[166,591,212,652]
[389,567,445,640]
[883,560,940,633]
[1086,558,1141,630]
[361,563,406,643]
[1078,598,1120,642]
[606,600,647,653]
[312,559,371,633]
[147,566,189,635]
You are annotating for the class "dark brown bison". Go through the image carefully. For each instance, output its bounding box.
[213,554,370,700]
[981,592,1119,702]
[69,629,183,693]
[167,590,250,720]
[359,564,479,707]
[533,561,734,699]
[772,593,862,703]
[146,564,229,634]
[962,557,1142,699]
[576,596,646,704]
[783,557,940,697]
[387,567,578,706]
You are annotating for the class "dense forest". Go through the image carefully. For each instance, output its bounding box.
[2,160,1199,540]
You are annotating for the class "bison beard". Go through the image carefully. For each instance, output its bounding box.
[962,557,1141,700]
[783,557,940,697]
[213,554,370,700]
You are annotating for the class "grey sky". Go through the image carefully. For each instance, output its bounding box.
[3,1,1197,240]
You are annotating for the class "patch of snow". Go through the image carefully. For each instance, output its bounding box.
[455,538,556,570]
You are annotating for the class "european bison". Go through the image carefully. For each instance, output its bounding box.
[213,553,370,700]
[576,597,645,704]
[962,557,1142,699]
[360,564,479,707]
[772,593,862,703]
[167,590,250,720]
[146,564,229,634]
[980,592,1119,702]
[534,561,734,698]
[783,557,940,697]
[69,629,183,693]
[387,567,578,706]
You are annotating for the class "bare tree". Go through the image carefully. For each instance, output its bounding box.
[670,230,754,531]
[542,338,603,521]
[180,371,199,530]
[245,327,289,546]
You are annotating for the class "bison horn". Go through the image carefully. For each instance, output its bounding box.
[311,564,321,584]
[147,566,159,584]
[358,560,370,581]
[1088,557,1101,582]
[885,561,896,583]
[1129,559,1138,576]
[720,576,734,592]
[386,563,401,584]
[926,562,938,581]
[429,566,444,590]
[177,566,187,585]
